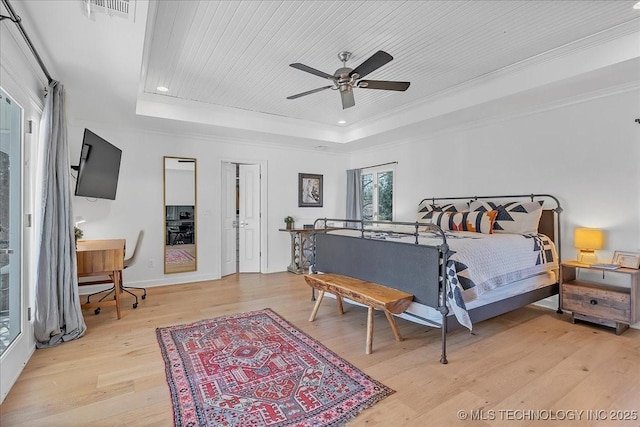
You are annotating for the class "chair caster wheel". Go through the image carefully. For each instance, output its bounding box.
[94,308,101,315]
[133,303,138,309]
[142,295,146,300]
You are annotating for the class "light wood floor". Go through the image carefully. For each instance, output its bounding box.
[1,273,639,426]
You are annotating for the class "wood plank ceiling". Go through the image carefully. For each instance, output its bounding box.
[142,1,639,127]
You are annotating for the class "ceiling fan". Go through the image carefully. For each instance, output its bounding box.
[287,50,410,109]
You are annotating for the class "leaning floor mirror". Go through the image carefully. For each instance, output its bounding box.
[164,156,197,274]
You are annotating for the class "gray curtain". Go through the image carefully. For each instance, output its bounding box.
[34,81,86,348]
[346,168,362,228]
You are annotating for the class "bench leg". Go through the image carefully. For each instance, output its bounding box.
[336,295,344,314]
[309,290,325,322]
[384,311,403,342]
[366,306,374,355]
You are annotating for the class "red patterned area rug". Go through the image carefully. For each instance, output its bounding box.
[156,308,394,426]
[165,248,195,264]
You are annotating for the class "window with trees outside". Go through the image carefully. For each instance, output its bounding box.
[361,164,395,221]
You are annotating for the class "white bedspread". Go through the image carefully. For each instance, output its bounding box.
[331,228,558,330]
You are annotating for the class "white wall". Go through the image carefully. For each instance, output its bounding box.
[165,169,195,206]
[71,124,348,287]
[71,89,640,289]
[348,90,640,263]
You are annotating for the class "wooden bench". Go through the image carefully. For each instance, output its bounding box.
[304,273,414,354]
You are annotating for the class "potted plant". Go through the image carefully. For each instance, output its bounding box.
[74,226,84,247]
[284,216,294,230]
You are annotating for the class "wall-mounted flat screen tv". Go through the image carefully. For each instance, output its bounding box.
[74,129,122,200]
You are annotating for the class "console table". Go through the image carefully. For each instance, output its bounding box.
[279,228,315,274]
[76,239,125,319]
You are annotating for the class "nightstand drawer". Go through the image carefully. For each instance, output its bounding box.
[562,283,631,323]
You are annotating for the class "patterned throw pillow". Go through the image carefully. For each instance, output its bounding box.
[431,210,498,234]
[469,200,543,235]
[416,201,468,222]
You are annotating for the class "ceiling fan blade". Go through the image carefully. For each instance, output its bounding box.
[290,63,334,80]
[358,80,410,91]
[287,86,333,100]
[340,89,355,109]
[349,50,393,79]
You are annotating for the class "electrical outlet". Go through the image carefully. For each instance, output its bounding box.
[148,259,155,268]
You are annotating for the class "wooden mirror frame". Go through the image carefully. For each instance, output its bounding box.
[163,156,197,274]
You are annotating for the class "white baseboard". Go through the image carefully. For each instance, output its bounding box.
[77,274,219,294]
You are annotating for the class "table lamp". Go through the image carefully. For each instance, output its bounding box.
[574,227,604,264]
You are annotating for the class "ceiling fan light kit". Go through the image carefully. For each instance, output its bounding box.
[287,50,410,109]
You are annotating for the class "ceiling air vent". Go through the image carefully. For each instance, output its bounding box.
[82,0,135,21]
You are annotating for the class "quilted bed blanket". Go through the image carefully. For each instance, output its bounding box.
[356,229,558,330]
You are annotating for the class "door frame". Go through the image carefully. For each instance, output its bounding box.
[219,159,268,275]
[0,82,38,403]
[220,162,237,277]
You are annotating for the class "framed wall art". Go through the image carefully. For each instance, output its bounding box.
[298,173,323,207]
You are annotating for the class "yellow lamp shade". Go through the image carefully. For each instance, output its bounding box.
[574,228,604,250]
[574,228,604,264]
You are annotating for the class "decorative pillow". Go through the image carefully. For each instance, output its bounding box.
[431,210,498,234]
[469,200,543,235]
[416,201,468,222]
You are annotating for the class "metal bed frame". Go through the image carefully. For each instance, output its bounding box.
[310,194,563,364]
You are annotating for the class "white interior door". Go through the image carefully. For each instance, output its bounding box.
[238,164,260,272]
[221,162,237,277]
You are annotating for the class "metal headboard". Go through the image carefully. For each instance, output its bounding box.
[418,193,563,263]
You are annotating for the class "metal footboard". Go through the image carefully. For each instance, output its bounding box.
[311,218,452,362]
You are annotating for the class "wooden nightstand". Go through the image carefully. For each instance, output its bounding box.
[560,261,640,335]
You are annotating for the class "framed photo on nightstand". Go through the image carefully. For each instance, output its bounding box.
[612,251,640,269]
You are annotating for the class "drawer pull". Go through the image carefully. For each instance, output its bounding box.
[590,299,598,305]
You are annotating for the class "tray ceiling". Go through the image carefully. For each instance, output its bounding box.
[8,1,640,148]
[140,1,640,131]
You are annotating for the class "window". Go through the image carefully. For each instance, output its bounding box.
[361,165,395,221]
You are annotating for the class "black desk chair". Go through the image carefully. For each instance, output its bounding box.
[171,224,193,245]
[84,231,146,312]
[167,225,180,245]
